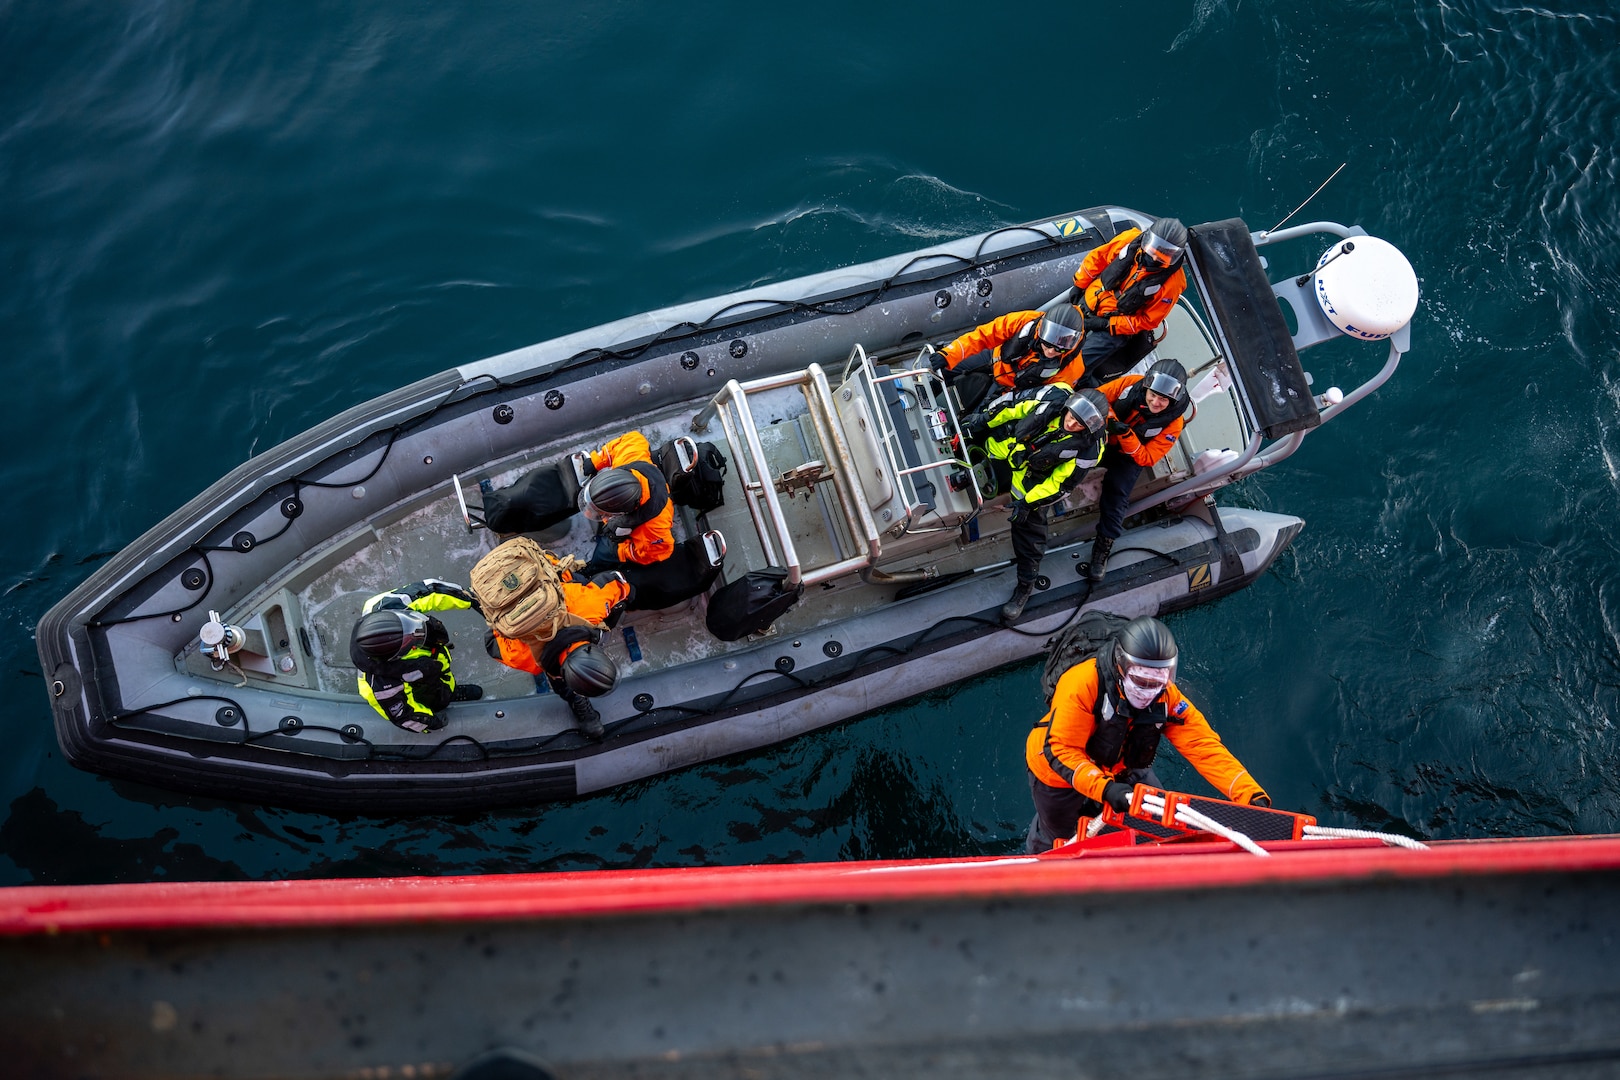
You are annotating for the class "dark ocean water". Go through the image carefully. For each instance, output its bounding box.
[3,0,1618,886]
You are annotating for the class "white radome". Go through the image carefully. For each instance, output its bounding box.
[1313,235,1419,341]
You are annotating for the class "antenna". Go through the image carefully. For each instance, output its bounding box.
[1267,162,1347,234]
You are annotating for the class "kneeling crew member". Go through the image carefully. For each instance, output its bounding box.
[486,555,630,742]
[930,304,1088,411]
[1025,615,1268,852]
[1087,358,1192,582]
[352,579,483,734]
[963,385,1109,622]
[1067,217,1189,386]
[577,430,675,572]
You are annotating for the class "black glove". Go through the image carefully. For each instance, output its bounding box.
[1063,285,1084,307]
[960,413,989,443]
[1250,794,1271,808]
[1102,781,1133,814]
[1083,315,1111,333]
[929,348,950,372]
[1105,418,1130,437]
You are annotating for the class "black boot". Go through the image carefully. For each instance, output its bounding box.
[567,695,606,741]
[1001,580,1034,623]
[449,683,483,702]
[1086,536,1114,583]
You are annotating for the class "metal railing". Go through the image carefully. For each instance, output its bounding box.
[692,364,882,588]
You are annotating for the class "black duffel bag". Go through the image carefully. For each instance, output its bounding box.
[704,568,803,642]
[480,463,577,535]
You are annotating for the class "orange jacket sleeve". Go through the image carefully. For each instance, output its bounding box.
[1073,230,1133,294]
[1161,691,1267,804]
[1098,376,1185,467]
[1025,660,1115,801]
[560,575,631,623]
[939,311,1041,369]
[590,430,654,471]
[1103,268,1187,337]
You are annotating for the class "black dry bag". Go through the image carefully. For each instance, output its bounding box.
[704,568,802,642]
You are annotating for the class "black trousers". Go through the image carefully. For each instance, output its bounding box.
[1008,500,1052,585]
[1095,447,1146,542]
[1025,765,1163,853]
[1078,329,1155,388]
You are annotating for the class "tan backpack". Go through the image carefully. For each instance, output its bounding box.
[469,537,594,651]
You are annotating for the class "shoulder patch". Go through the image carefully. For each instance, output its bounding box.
[1174,699,1189,716]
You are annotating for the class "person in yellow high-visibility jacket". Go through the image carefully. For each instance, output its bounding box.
[960,385,1109,622]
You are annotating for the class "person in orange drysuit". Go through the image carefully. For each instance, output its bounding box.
[1067,217,1190,387]
[929,304,1087,411]
[486,550,630,741]
[576,431,675,572]
[1084,359,1193,583]
[1025,615,1268,852]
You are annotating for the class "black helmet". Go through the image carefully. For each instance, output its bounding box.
[352,608,431,662]
[1061,387,1109,436]
[561,643,619,697]
[1142,358,1190,408]
[1113,615,1178,688]
[1034,303,1085,355]
[580,467,643,523]
[1140,217,1188,267]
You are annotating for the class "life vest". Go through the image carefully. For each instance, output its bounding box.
[1111,377,1191,440]
[1082,642,1183,770]
[1095,237,1185,316]
[998,321,1076,390]
[1014,421,1103,486]
[353,638,455,717]
[613,461,672,535]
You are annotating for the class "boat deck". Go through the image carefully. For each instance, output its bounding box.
[181,302,1245,747]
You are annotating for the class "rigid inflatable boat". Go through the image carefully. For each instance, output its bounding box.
[35,208,1418,812]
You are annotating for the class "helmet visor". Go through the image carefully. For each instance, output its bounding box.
[1122,663,1172,696]
[395,610,431,658]
[1036,315,1082,352]
[1065,395,1106,434]
[1140,231,1184,267]
[579,475,616,524]
[1145,370,1184,401]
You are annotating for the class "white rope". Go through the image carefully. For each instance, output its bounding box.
[1173,802,1270,857]
[1137,793,1268,857]
[1303,825,1429,851]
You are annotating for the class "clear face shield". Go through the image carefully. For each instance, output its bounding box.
[1144,369,1184,402]
[1063,394,1106,435]
[1036,314,1083,353]
[1121,663,1172,708]
[393,610,432,659]
[1139,231,1184,268]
